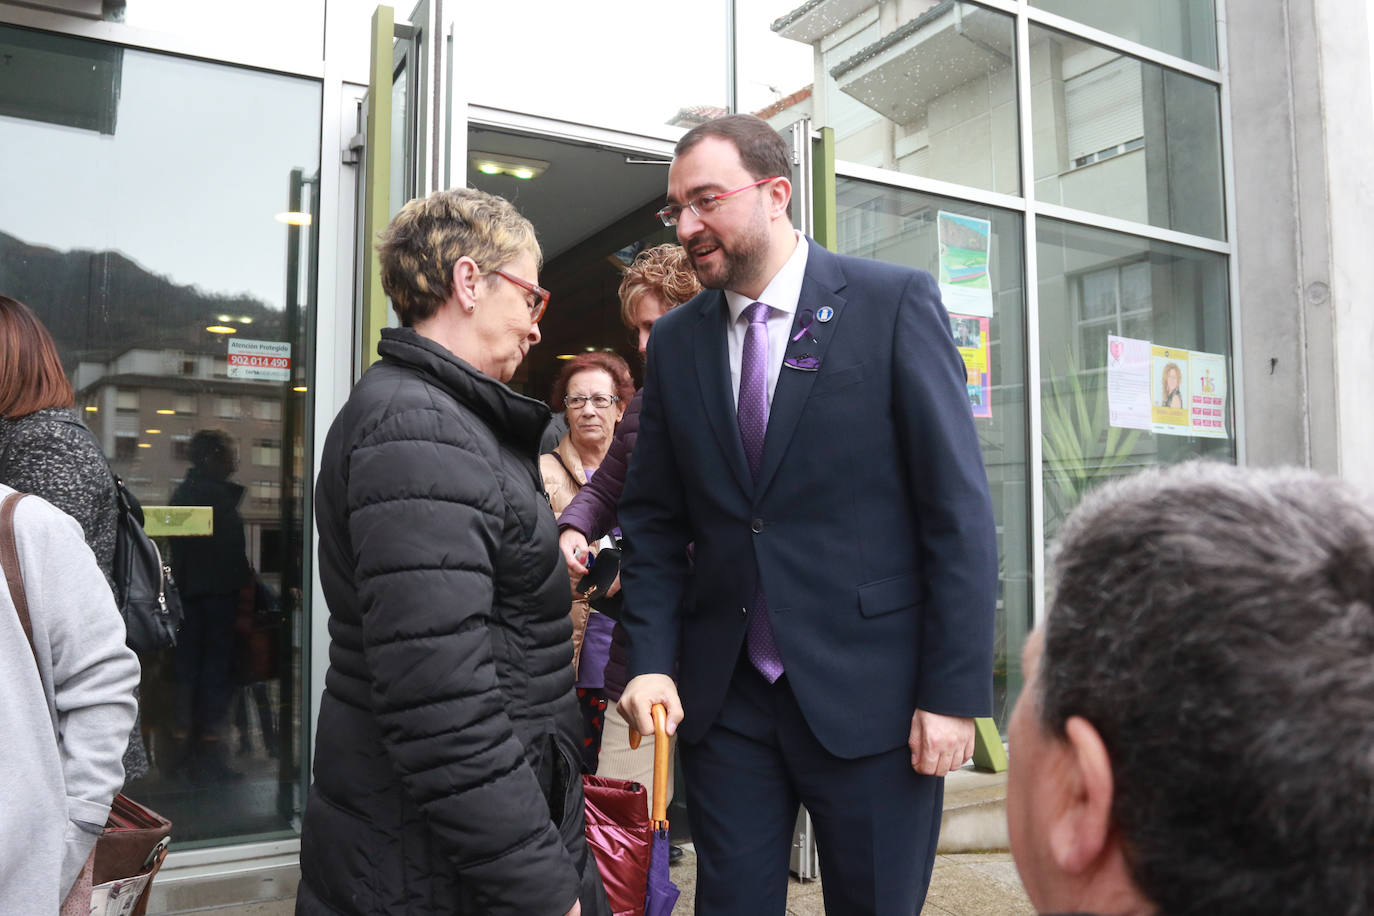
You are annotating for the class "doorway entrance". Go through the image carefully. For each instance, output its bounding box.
[464,124,675,400]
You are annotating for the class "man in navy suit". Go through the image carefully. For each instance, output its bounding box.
[617,114,998,915]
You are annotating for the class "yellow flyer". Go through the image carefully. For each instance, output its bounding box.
[1151,346,1189,434]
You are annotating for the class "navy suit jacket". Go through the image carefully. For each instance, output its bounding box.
[618,239,998,759]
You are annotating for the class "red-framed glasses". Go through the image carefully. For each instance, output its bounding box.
[490,268,550,323]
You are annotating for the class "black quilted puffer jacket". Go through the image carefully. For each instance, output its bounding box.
[297,328,609,916]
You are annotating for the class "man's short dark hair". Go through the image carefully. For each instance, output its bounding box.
[1042,461,1374,915]
[675,114,792,218]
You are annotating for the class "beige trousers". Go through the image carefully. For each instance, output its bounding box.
[595,704,676,817]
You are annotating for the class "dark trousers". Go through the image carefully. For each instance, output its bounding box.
[172,592,238,739]
[680,656,944,916]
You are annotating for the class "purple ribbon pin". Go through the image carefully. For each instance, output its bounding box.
[791,309,816,343]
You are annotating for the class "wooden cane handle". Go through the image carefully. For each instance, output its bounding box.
[650,703,670,824]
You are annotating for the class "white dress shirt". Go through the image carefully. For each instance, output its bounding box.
[725,231,811,408]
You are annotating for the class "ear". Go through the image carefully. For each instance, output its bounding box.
[1047,716,1116,876]
[452,256,481,312]
[767,176,793,221]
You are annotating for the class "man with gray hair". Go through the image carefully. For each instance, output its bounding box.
[1007,461,1374,916]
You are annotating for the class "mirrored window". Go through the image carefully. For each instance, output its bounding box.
[837,176,1030,727]
[0,23,320,846]
[1031,0,1217,68]
[1030,25,1224,239]
[1036,218,1233,546]
[775,2,1019,194]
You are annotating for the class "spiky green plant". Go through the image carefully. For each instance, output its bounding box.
[1040,353,1143,539]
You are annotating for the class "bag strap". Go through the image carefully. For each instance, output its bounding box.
[0,492,39,670]
[549,452,584,492]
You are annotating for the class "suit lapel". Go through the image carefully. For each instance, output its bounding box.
[693,292,754,495]
[756,245,848,494]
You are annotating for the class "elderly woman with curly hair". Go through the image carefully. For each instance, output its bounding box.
[298,188,608,916]
[555,244,699,815]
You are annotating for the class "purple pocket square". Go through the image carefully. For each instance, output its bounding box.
[784,354,821,371]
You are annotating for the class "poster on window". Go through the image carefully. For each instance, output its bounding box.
[1106,334,1152,430]
[950,313,991,418]
[1187,350,1228,438]
[227,338,292,381]
[1151,346,1190,434]
[937,211,993,317]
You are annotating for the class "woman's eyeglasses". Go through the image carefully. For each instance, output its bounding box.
[564,394,619,410]
[490,268,550,322]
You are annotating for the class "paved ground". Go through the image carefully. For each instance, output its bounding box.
[179,849,1033,915]
[669,847,1034,916]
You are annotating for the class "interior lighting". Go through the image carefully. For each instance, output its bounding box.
[145,429,161,435]
[206,325,237,334]
[156,409,175,415]
[293,386,309,393]
[469,151,550,181]
[275,211,313,226]
[137,442,151,449]
[555,354,577,360]
[238,316,254,324]
[84,405,98,413]
[217,314,233,322]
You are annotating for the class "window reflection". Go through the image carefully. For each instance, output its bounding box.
[776,2,1019,194]
[1,24,320,846]
[836,176,1030,729]
[1030,25,1224,239]
[1031,0,1218,68]
[1036,217,1233,544]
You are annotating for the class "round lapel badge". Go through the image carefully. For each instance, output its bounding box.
[816,306,834,323]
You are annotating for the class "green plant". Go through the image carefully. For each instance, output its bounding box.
[1040,352,1142,539]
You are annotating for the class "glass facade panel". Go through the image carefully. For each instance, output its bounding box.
[776,2,1018,194]
[0,24,320,846]
[836,176,1031,728]
[1030,24,1225,239]
[1036,217,1234,544]
[1031,0,1217,68]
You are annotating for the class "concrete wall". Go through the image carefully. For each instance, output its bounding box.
[1227,0,1374,489]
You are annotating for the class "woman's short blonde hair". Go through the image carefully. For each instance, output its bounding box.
[377,187,541,326]
[617,244,700,329]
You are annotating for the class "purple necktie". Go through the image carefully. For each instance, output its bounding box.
[738,302,784,683]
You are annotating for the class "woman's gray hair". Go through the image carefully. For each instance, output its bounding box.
[1042,461,1374,916]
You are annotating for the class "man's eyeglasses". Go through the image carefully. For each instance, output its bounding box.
[656,176,780,227]
[490,268,550,323]
[564,394,620,410]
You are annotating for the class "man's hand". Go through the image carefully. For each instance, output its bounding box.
[559,528,591,577]
[618,674,684,737]
[908,709,975,776]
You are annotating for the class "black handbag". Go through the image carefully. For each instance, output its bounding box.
[112,476,183,654]
[58,416,183,653]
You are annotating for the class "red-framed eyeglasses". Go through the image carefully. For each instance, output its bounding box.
[490,268,550,323]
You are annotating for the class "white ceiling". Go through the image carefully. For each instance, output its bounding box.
[466,128,672,260]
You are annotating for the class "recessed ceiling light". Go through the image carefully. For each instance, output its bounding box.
[469,151,550,180]
[156,409,175,415]
[206,325,237,334]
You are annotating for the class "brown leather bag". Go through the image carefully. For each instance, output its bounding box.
[1,492,172,916]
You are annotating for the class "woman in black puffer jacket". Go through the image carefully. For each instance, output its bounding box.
[297,189,608,916]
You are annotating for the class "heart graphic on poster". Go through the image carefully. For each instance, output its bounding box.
[1109,340,1124,362]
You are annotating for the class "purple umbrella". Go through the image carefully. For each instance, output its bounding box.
[636,704,680,916]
